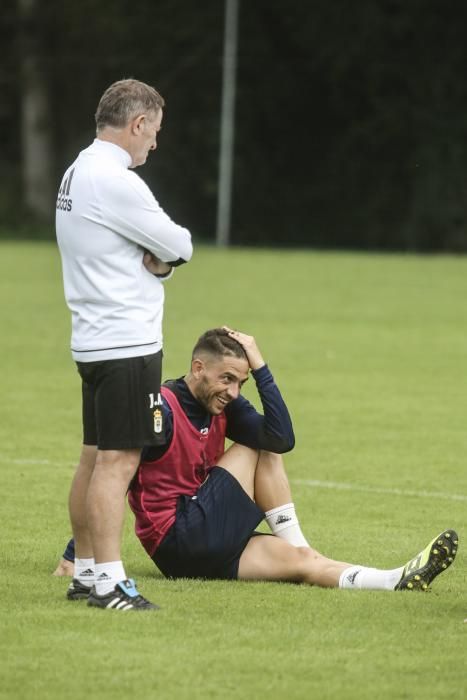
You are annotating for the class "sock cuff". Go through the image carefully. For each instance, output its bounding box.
[75,557,95,568]
[265,503,294,518]
[265,504,299,534]
[95,560,123,569]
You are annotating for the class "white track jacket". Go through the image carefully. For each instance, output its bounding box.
[56,139,193,362]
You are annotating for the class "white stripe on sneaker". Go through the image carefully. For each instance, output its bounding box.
[107,597,120,608]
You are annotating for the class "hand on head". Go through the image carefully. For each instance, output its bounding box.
[223,326,266,371]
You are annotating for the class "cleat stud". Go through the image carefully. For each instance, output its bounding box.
[453,540,458,545]
[422,583,428,590]
[452,549,457,554]
[441,563,447,569]
[407,582,413,589]
[437,540,443,545]
[433,549,439,555]
[448,557,453,562]
[414,575,421,581]
[445,532,451,538]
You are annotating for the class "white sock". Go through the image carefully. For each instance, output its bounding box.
[265,503,310,548]
[74,557,95,588]
[339,565,404,591]
[94,561,127,596]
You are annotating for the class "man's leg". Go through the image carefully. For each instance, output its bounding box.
[216,445,458,590]
[85,447,159,609]
[66,445,97,597]
[216,443,257,497]
[254,450,310,547]
[217,446,310,547]
[238,527,458,592]
[217,445,389,587]
[220,447,351,586]
[70,444,97,558]
[239,535,349,585]
[87,448,141,593]
[66,354,162,610]
[53,447,141,579]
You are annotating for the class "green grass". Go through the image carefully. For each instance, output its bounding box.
[0,242,466,700]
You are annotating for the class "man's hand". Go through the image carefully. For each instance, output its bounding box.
[223,326,266,371]
[143,251,172,277]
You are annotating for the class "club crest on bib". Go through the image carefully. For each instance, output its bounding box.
[153,409,163,433]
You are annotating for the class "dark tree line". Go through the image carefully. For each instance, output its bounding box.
[2,0,467,250]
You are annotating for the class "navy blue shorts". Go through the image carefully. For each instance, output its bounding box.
[152,467,265,580]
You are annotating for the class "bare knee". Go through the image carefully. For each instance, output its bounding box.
[94,448,141,484]
[77,444,97,472]
[218,443,259,467]
[258,450,283,467]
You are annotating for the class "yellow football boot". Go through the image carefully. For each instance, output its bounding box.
[395,529,459,591]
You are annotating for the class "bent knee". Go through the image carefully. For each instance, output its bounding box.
[95,449,141,479]
[258,450,283,466]
[220,443,259,462]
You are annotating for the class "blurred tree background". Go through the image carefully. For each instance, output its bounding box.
[2,0,467,250]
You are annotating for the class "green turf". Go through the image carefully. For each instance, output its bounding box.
[0,242,466,700]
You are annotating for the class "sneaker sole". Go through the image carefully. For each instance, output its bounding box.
[87,597,159,610]
[85,579,160,610]
[66,579,92,601]
[67,590,91,601]
[396,529,459,591]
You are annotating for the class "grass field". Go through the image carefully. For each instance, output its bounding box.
[0,241,466,700]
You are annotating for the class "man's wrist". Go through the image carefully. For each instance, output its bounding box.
[250,360,266,371]
[155,267,174,279]
[251,363,269,378]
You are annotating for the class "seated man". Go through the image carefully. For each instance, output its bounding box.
[64,327,458,603]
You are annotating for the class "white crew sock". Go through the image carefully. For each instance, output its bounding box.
[339,564,404,591]
[265,503,310,548]
[94,561,127,596]
[74,557,95,588]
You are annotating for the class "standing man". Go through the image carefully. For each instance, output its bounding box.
[56,79,193,611]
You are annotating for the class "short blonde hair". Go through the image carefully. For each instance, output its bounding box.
[95,79,165,131]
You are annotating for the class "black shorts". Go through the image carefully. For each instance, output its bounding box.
[77,351,164,450]
[152,467,265,580]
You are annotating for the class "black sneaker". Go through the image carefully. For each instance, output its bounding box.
[87,579,159,611]
[395,529,459,591]
[67,578,92,601]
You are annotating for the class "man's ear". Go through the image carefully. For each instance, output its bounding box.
[131,114,146,135]
[191,357,205,378]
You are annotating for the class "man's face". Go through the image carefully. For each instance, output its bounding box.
[130,109,163,167]
[192,355,250,415]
